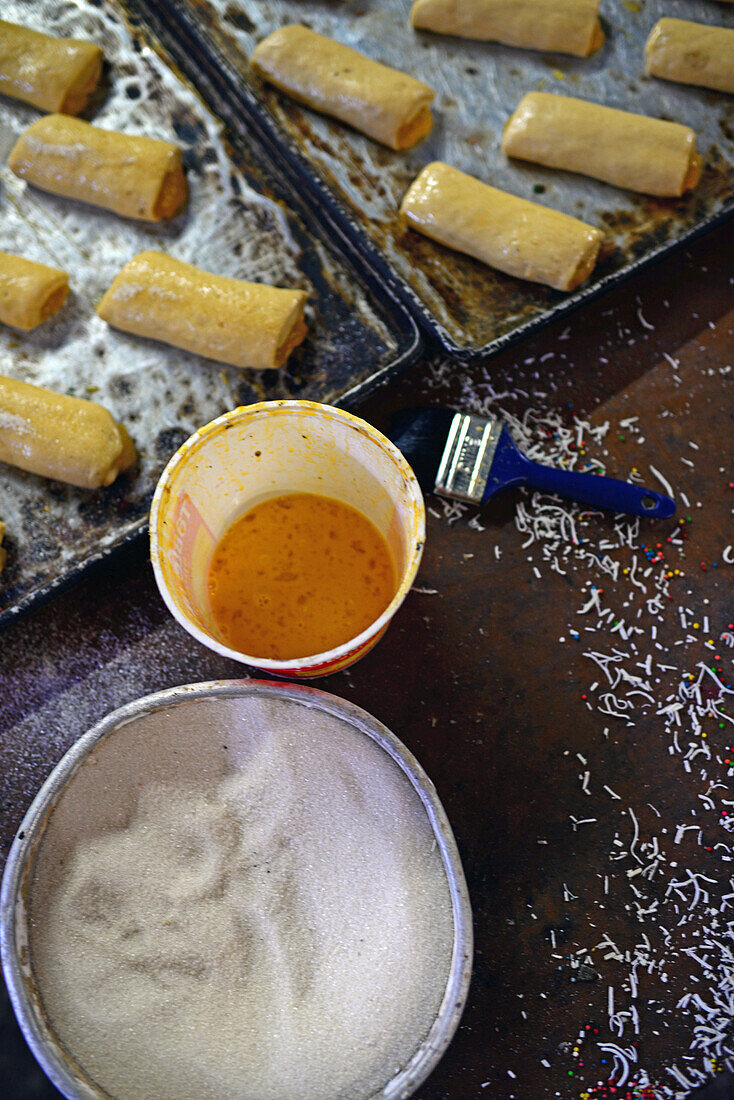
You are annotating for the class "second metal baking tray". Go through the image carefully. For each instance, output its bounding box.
[142,0,734,361]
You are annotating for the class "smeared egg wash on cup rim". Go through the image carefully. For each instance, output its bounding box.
[149,401,425,677]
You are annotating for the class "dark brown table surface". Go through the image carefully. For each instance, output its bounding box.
[2,218,733,1100]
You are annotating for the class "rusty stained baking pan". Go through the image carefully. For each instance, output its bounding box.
[142,0,734,360]
[0,0,423,629]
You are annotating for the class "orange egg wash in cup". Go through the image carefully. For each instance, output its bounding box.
[150,402,426,677]
[207,492,397,660]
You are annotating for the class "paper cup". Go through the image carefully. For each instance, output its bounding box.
[150,401,425,677]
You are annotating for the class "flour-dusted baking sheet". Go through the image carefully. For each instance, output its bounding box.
[154,0,734,358]
[0,0,421,625]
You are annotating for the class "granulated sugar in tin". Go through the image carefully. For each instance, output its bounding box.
[26,694,454,1100]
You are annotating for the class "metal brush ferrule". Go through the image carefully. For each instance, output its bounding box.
[434,414,502,504]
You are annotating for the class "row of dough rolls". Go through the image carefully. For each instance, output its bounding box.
[398,82,700,289]
[0,21,308,510]
[0,25,142,504]
[409,3,734,98]
[400,162,602,292]
[0,375,136,489]
[0,247,309,370]
[248,17,706,294]
[0,19,103,115]
[3,94,308,365]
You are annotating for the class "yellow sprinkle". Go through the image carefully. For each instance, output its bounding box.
[623,0,642,11]
[552,68,566,80]
[694,623,700,629]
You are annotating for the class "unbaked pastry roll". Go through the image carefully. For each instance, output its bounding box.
[502,92,702,197]
[8,115,187,222]
[0,253,69,331]
[0,20,103,115]
[0,375,136,489]
[400,161,602,291]
[97,251,308,370]
[251,25,435,150]
[410,0,603,57]
[645,19,734,96]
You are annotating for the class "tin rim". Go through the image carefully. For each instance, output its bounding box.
[1,680,472,1100]
[149,401,426,675]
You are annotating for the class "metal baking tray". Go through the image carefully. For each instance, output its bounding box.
[149,0,734,360]
[0,0,422,628]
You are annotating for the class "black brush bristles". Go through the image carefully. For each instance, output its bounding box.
[388,407,456,494]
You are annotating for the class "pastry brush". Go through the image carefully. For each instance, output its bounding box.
[388,407,675,518]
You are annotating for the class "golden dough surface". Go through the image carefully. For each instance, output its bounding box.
[97,251,308,371]
[251,25,435,150]
[400,161,602,291]
[410,0,603,57]
[8,115,187,222]
[0,252,69,331]
[0,375,136,489]
[645,18,734,96]
[0,19,102,114]
[502,92,702,197]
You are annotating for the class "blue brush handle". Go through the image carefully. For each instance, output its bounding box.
[521,460,676,517]
[482,429,676,518]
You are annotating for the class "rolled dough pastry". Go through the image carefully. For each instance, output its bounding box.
[0,19,103,115]
[8,115,187,221]
[0,375,136,489]
[400,161,602,291]
[251,25,435,150]
[645,18,734,96]
[502,92,702,196]
[97,251,309,370]
[410,0,604,57]
[0,253,68,331]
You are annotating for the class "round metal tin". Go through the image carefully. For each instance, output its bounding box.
[1,680,473,1100]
